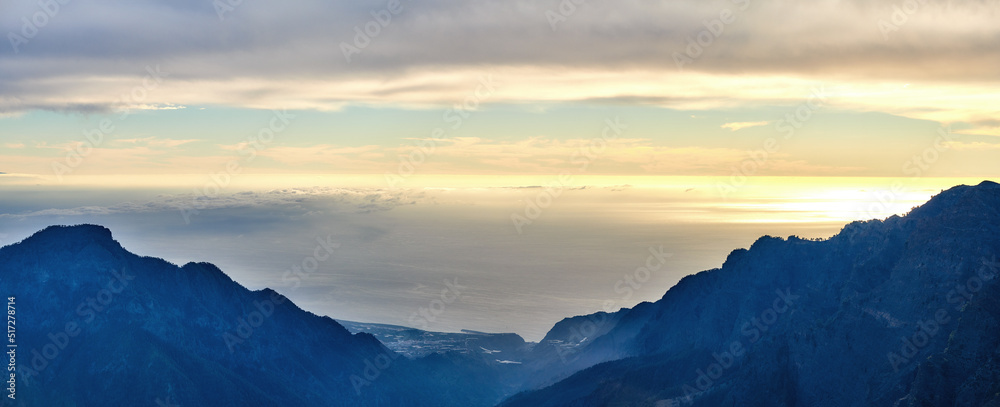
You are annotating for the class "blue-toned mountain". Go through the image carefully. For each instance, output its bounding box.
[501,181,1000,407]
[0,224,507,406]
[4,181,999,406]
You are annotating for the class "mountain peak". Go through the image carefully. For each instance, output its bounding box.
[907,179,1000,221]
[28,224,115,243]
[8,224,122,254]
[935,179,999,196]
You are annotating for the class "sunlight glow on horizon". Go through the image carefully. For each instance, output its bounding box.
[1,173,989,226]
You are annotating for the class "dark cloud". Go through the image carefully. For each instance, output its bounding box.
[1,0,998,113]
[972,118,1000,127]
[0,187,416,219]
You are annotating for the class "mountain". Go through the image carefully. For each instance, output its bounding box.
[0,225,509,406]
[3,181,999,406]
[499,180,1000,406]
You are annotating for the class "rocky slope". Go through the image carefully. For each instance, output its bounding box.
[0,225,508,406]
[501,181,1000,406]
[3,181,998,406]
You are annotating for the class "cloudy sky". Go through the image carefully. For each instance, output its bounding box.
[1,0,999,180]
[0,0,998,339]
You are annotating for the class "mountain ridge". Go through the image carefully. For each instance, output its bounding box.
[500,180,1000,406]
[0,223,512,406]
[2,180,998,406]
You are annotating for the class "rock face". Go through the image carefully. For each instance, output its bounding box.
[3,181,999,406]
[0,225,507,406]
[501,181,1000,407]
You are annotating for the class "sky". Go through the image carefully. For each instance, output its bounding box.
[0,0,998,340]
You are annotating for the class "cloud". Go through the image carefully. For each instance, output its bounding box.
[114,137,199,148]
[0,187,418,219]
[231,144,385,166]
[0,129,931,178]
[4,0,997,78]
[943,141,1000,151]
[972,118,1000,128]
[721,121,769,131]
[0,0,997,127]
[0,172,45,184]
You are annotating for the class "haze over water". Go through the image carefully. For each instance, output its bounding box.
[0,174,982,340]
